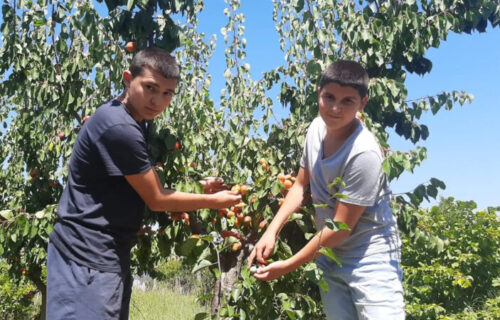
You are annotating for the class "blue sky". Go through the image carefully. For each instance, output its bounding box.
[195,1,500,210]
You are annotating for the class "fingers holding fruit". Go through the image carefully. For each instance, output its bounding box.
[210,190,242,209]
[200,176,227,194]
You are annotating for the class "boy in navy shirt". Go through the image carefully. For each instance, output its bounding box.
[46,47,241,319]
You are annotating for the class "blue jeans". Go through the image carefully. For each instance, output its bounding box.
[316,251,405,320]
[46,242,133,320]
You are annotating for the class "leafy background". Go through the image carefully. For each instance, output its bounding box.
[1,0,499,319]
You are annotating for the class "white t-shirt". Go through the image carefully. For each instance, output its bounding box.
[300,117,401,259]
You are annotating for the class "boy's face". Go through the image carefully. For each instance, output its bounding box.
[318,82,368,132]
[122,67,177,122]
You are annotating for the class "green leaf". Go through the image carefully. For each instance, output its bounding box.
[194,312,210,320]
[313,204,328,208]
[192,259,213,273]
[430,178,446,190]
[0,210,13,220]
[30,224,38,238]
[332,193,348,199]
[426,185,438,199]
[180,237,199,256]
[382,159,391,176]
[271,181,281,196]
[34,19,46,27]
[324,219,350,232]
[327,177,346,189]
[35,210,45,219]
[319,278,329,292]
[318,247,342,266]
[295,0,305,12]
[287,213,303,222]
[200,235,213,242]
[197,246,212,261]
[23,220,30,236]
[126,0,135,11]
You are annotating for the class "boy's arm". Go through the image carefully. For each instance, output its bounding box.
[253,201,365,281]
[248,167,310,267]
[125,168,241,212]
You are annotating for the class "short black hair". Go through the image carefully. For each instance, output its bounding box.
[319,60,369,98]
[130,47,180,80]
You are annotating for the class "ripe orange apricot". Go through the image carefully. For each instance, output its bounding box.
[218,209,227,218]
[284,179,293,189]
[259,220,267,229]
[232,241,242,251]
[227,210,235,218]
[125,41,135,53]
[234,218,242,228]
[240,184,249,195]
[243,215,252,227]
[278,173,286,183]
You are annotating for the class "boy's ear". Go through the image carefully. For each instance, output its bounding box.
[360,95,369,111]
[122,70,132,88]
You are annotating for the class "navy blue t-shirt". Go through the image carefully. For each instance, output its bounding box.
[49,99,152,273]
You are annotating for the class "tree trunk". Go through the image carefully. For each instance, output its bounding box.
[210,248,245,315]
[210,231,258,315]
[28,271,46,320]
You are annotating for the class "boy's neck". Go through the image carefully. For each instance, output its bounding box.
[325,119,358,141]
[323,120,358,158]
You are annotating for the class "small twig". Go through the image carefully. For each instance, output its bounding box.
[51,2,60,70]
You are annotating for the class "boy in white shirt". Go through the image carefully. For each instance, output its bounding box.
[248,60,404,319]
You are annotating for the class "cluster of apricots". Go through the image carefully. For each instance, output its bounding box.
[278,172,296,190]
[125,41,135,53]
[259,158,270,171]
[277,172,297,206]
[155,162,299,253]
[29,168,39,183]
[210,183,269,251]
[171,212,190,225]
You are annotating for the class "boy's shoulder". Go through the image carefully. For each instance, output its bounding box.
[90,99,142,130]
[349,123,383,158]
[306,117,326,137]
[93,99,133,123]
[83,99,146,143]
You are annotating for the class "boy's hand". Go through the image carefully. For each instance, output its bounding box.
[209,190,241,208]
[247,232,276,268]
[200,177,229,194]
[252,260,291,281]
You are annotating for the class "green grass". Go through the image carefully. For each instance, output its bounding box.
[129,285,208,320]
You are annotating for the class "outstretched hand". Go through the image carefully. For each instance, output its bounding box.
[252,260,292,281]
[209,190,241,209]
[247,232,276,268]
[200,177,229,194]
